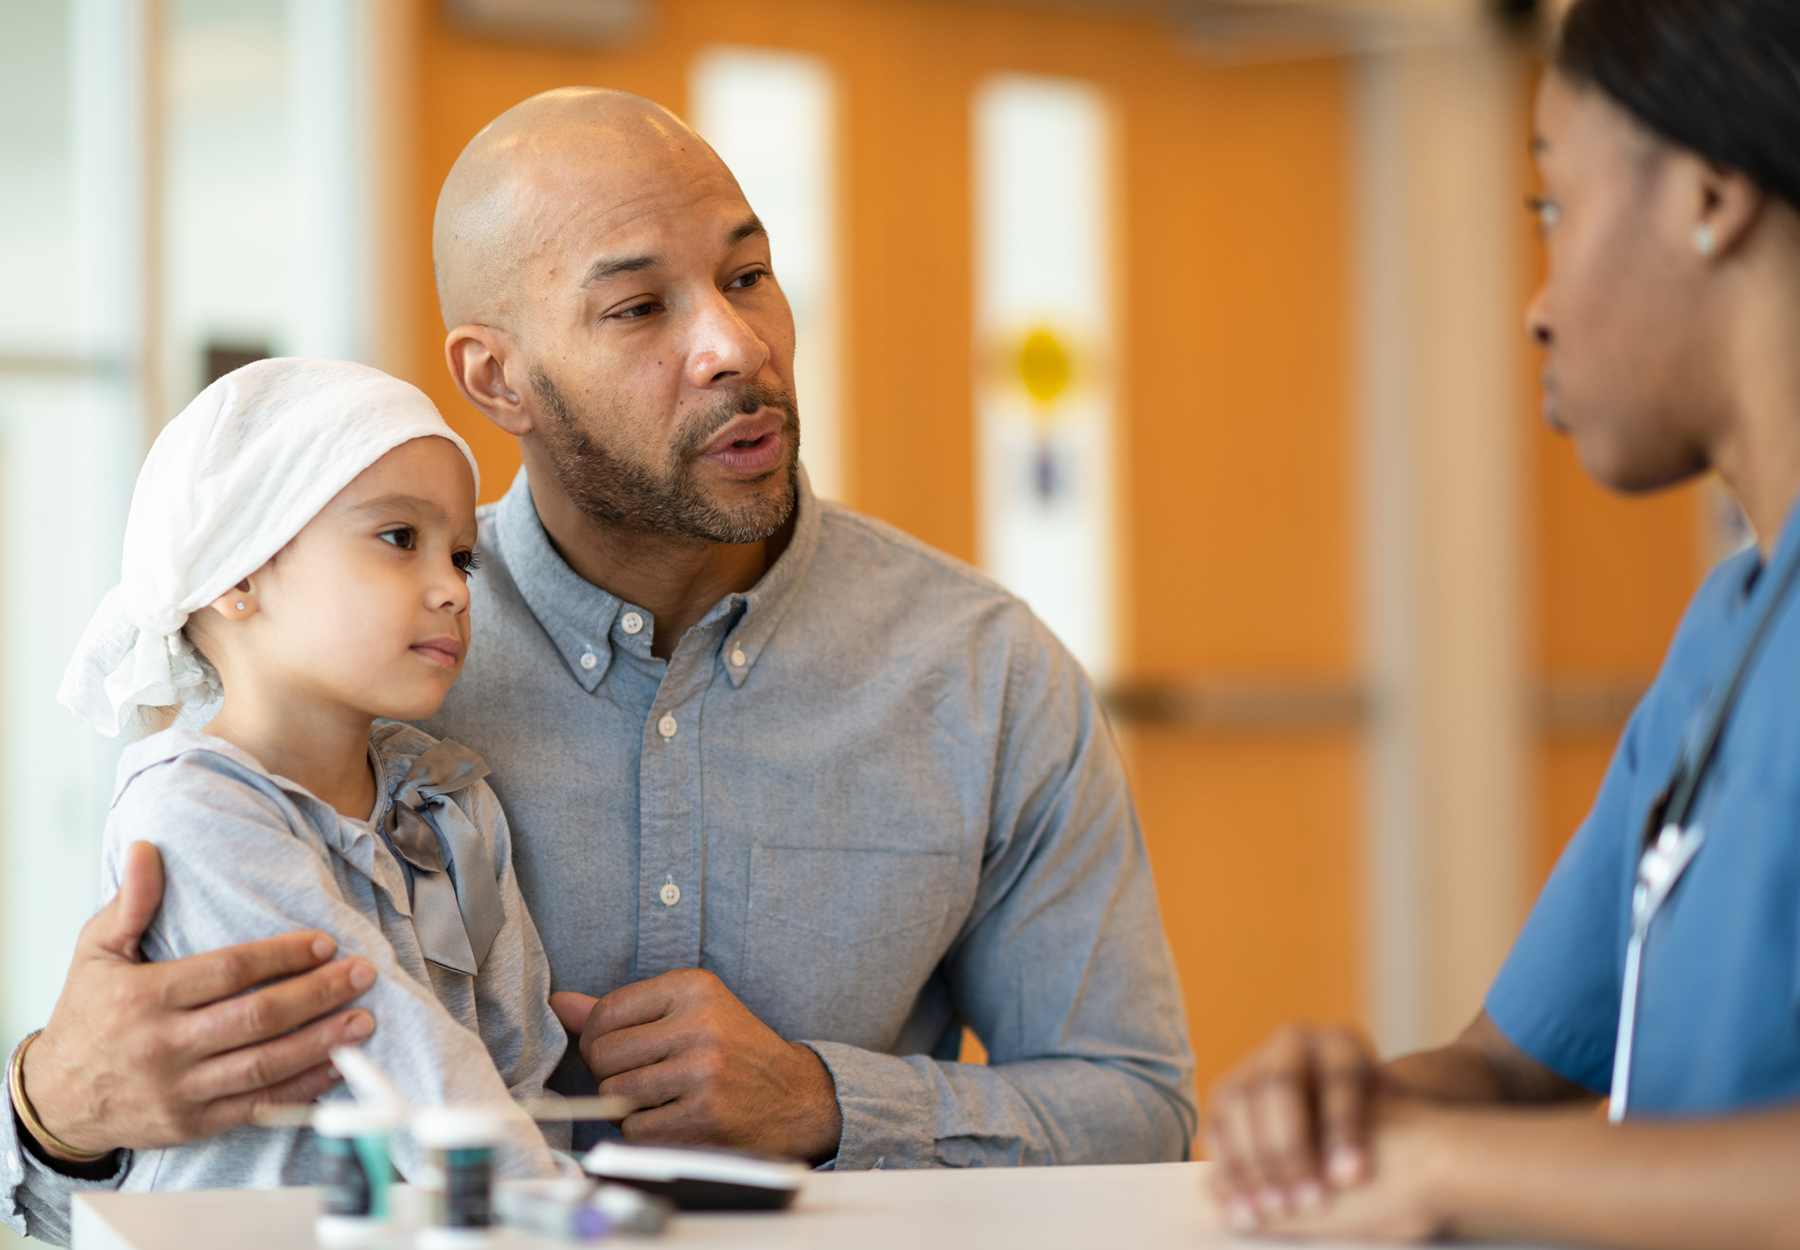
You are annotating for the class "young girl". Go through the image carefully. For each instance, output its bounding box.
[51,357,564,1194]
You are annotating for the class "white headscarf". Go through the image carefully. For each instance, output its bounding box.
[59,358,481,737]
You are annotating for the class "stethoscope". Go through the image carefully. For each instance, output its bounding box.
[1606,538,1800,1123]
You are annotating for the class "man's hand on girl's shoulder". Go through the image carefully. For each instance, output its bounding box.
[18,841,378,1161]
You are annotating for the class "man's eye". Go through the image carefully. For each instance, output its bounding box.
[614,300,662,320]
[729,269,766,290]
[452,548,481,576]
[379,527,416,550]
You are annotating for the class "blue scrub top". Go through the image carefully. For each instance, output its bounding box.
[1487,509,1800,1117]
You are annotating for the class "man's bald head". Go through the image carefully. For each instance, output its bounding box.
[432,87,736,331]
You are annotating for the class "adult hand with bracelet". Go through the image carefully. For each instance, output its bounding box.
[9,841,379,1168]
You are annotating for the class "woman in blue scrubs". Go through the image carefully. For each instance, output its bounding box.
[1204,0,1800,1245]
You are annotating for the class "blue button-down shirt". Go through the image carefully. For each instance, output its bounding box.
[1488,509,1800,1115]
[420,471,1196,1166]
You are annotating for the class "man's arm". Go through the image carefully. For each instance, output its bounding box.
[13,841,375,1158]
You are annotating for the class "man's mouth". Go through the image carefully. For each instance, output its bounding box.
[698,409,786,477]
[412,636,465,668]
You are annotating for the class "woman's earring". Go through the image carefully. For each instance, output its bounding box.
[1694,223,1716,257]
[235,602,246,612]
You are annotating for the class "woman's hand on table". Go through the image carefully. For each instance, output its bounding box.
[1203,1022,1384,1227]
[18,840,379,1159]
[1212,1094,1453,1242]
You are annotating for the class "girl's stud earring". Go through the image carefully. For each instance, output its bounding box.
[235,602,246,612]
[1694,223,1716,257]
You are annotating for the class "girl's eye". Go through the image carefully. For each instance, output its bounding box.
[452,548,481,576]
[379,527,416,550]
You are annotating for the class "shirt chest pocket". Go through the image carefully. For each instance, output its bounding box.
[742,845,961,1046]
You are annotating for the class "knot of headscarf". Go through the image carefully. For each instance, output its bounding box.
[383,740,505,976]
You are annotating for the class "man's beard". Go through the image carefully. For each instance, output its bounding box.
[529,367,800,545]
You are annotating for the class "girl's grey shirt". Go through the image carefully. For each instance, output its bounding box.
[4,722,563,1244]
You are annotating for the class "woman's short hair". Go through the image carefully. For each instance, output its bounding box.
[1558,0,1800,208]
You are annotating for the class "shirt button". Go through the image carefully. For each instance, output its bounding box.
[657,713,678,739]
[621,611,644,635]
[659,882,681,906]
[729,647,746,668]
[579,651,598,670]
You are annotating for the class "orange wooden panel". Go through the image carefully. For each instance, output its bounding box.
[1123,60,1355,679]
[1534,732,1618,889]
[1129,729,1362,1099]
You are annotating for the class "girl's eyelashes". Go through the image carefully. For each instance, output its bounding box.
[377,526,478,576]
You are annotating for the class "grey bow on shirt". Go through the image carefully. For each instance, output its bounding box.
[383,739,505,975]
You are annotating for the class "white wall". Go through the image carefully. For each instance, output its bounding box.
[972,74,1118,684]
[689,47,845,503]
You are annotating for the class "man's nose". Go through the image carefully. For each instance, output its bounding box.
[685,290,771,388]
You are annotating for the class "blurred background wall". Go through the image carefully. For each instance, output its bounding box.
[0,0,1727,1186]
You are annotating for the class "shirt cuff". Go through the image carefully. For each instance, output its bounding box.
[802,1041,937,1170]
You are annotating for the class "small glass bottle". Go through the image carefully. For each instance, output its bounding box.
[314,1101,400,1247]
[414,1107,504,1248]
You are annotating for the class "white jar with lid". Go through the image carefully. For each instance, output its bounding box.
[412,1106,504,1248]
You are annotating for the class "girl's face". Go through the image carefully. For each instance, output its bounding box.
[1524,71,1722,492]
[229,436,479,723]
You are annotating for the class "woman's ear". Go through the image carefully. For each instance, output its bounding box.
[1691,160,1766,263]
[445,324,534,437]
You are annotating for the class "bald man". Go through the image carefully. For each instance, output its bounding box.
[4,89,1195,1242]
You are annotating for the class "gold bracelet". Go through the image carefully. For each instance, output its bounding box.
[8,1031,111,1164]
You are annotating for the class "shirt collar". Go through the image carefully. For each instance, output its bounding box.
[493,472,628,691]
[490,465,823,691]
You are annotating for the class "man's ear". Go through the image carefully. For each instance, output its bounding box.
[445,324,534,437]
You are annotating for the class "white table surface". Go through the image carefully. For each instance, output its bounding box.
[72,1162,1564,1250]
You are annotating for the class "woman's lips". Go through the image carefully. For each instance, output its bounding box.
[412,637,464,668]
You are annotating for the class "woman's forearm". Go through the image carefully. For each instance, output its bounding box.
[1432,1103,1800,1250]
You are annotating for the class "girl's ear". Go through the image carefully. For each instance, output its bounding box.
[205,577,258,621]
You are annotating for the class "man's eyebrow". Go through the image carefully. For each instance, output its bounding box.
[347,492,451,524]
[582,252,664,286]
[727,216,767,247]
